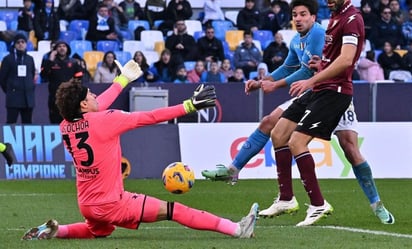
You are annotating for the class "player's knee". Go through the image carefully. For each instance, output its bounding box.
[259,115,278,133]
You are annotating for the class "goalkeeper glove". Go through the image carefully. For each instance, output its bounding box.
[183,84,217,113]
[113,59,143,88]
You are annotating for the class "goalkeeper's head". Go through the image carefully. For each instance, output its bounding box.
[55,78,97,122]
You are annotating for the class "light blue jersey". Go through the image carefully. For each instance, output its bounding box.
[270,22,325,85]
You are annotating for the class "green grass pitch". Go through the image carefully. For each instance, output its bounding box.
[1,179,411,249]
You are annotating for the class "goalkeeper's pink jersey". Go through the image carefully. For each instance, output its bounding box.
[60,83,187,205]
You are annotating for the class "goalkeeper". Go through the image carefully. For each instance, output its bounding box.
[22,60,259,240]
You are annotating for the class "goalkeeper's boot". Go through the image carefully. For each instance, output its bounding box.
[296,200,333,226]
[22,219,58,240]
[236,202,259,238]
[1,143,14,166]
[259,196,299,218]
[372,201,395,224]
[201,164,239,185]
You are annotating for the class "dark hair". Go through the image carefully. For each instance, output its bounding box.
[133,51,149,71]
[290,0,319,15]
[244,30,253,37]
[102,51,118,73]
[55,78,87,122]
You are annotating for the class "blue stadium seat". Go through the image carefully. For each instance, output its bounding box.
[153,20,164,29]
[128,20,149,34]
[96,40,120,53]
[249,71,258,80]
[68,20,90,40]
[193,30,205,41]
[0,41,7,52]
[212,20,234,40]
[70,40,93,57]
[253,30,273,50]
[184,61,196,71]
[0,10,18,30]
[114,51,132,65]
[59,30,77,44]
[0,51,9,62]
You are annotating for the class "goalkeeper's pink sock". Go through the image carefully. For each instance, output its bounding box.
[56,223,95,239]
[172,202,238,236]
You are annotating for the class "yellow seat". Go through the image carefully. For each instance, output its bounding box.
[225,30,244,51]
[83,51,104,78]
[394,49,408,57]
[29,30,37,50]
[154,41,165,55]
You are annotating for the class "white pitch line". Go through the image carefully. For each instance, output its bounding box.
[8,225,412,239]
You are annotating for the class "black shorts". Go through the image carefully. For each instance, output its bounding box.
[282,90,352,141]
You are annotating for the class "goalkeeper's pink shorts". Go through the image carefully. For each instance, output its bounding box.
[79,192,162,237]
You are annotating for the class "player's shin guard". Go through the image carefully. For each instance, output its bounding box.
[171,202,237,236]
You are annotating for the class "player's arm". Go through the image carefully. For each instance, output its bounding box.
[96,60,143,111]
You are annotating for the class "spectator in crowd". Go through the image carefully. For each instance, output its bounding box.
[40,40,83,123]
[165,19,197,69]
[33,0,60,41]
[219,58,234,81]
[132,51,150,83]
[94,51,120,83]
[57,0,85,22]
[86,3,119,50]
[17,0,35,34]
[378,41,404,79]
[119,0,146,21]
[228,67,245,82]
[375,0,390,15]
[402,41,412,71]
[72,53,92,84]
[261,0,290,35]
[361,0,378,47]
[200,58,225,83]
[173,64,190,83]
[187,59,206,83]
[233,30,262,79]
[263,31,289,72]
[202,0,225,27]
[147,49,174,83]
[197,26,225,63]
[160,0,193,35]
[145,0,167,29]
[237,0,261,32]
[0,34,36,124]
[390,0,406,25]
[253,62,269,81]
[103,0,129,42]
[357,50,385,82]
[373,7,403,49]
[402,7,412,46]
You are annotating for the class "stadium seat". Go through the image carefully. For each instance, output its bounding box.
[143,51,159,66]
[128,20,150,33]
[394,49,408,57]
[0,21,7,31]
[60,20,68,31]
[277,30,297,47]
[119,29,133,40]
[59,30,77,44]
[96,40,120,53]
[222,40,230,56]
[212,20,235,40]
[0,41,7,52]
[0,51,8,62]
[193,30,205,41]
[114,51,132,65]
[10,20,18,31]
[154,41,165,55]
[225,30,244,51]
[83,51,104,77]
[249,71,258,80]
[225,10,239,26]
[68,20,89,40]
[153,20,164,29]
[184,20,203,37]
[27,51,44,75]
[0,10,18,30]
[140,30,164,51]
[37,40,51,54]
[184,61,196,71]
[253,30,273,50]
[123,40,146,56]
[389,70,412,81]
[70,40,93,57]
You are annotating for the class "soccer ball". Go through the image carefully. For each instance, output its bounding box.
[162,162,195,194]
